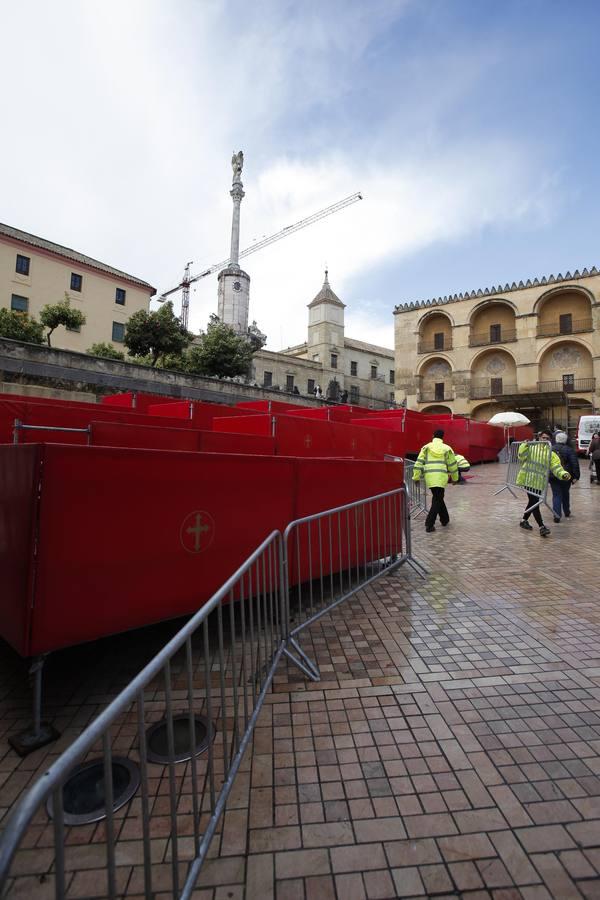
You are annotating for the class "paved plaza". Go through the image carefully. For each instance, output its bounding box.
[2,461,600,898]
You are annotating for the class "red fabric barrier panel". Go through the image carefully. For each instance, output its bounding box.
[288,458,404,586]
[352,414,431,458]
[467,420,502,463]
[275,416,338,458]
[0,445,405,657]
[237,399,298,413]
[0,400,203,445]
[149,400,255,429]
[0,445,39,656]
[213,414,271,436]
[11,446,298,656]
[284,407,354,423]
[91,421,202,452]
[101,392,182,412]
[198,431,275,455]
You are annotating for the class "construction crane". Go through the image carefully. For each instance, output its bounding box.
[157,191,363,328]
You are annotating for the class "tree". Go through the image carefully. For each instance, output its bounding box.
[124,301,192,366]
[185,315,255,378]
[0,308,45,344]
[87,342,125,361]
[40,294,86,346]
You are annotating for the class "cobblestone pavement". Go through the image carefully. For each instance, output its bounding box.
[2,462,600,898]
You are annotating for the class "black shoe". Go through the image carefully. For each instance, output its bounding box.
[426,526,436,533]
[553,516,560,523]
[441,521,449,527]
[520,520,533,531]
[564,512,571,518]
[540,525,551,537]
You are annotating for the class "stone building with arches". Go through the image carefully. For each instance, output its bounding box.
[394,268,599,433]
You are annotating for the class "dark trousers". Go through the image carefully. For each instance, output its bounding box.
[550,479,571,517]
[523,492,543,526]
[595,459,600,482]
[426,487,449,528]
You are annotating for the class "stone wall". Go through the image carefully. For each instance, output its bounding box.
[0,337,332,407]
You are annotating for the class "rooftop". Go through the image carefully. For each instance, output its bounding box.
[0,223,156,293]
[394,266,599,314]
[307,270,346,309]
[344,336,394,357]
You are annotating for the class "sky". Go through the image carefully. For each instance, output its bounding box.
[1,0,599,351]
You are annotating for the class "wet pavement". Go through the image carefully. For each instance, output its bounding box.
[2,461,600,898]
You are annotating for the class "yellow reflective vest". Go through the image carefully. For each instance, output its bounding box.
[412,438,459,488]
[454,454,470,470]
[516,441,569,492]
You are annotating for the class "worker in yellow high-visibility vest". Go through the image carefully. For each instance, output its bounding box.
[454,454,471,483]
[412,429,459,533]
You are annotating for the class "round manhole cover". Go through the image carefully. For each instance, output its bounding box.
[47,757,140,826]
[145,714,213,765]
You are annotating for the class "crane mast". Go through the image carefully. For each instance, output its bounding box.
[157,191,363,310]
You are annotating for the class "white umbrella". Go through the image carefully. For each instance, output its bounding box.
[488,411,530,426]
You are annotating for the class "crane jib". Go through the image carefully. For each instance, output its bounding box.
[157,192,363,302]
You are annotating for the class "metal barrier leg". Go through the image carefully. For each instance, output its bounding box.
[401,492,428,578]
[282,638,321,681]
[8,655,60,757]
[493,482,518,497]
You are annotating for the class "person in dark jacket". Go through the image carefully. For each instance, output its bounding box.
[589,432,600,485]
[550,431,580,521]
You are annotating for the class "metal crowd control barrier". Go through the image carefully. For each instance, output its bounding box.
[403,458,428,519]
[13,419,91,444]
[0,531,286,900]
[0,488,425,898]
[494,439,553,513]
[282,486,427,680]
[383,455,428,519]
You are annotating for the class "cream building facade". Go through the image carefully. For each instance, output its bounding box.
[394,268,600,433]
[0,223,156,352]
[252,272,396,408]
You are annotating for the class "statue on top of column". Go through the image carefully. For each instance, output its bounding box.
[231,151,244,182]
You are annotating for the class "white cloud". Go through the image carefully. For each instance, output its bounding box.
[0,0,563,354]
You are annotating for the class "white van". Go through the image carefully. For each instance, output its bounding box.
[577,415,600,455]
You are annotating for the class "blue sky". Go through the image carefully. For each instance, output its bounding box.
[1,0,599,350]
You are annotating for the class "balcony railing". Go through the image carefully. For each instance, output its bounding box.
[469,381,518,399]
[537,378,596,394]
[417,337,452,354]
[418,391,453,403]
[536,318,593,338]
[469,329,517,347]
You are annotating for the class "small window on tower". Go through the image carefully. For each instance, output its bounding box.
[330,353,338,369]
[263,371,273,387]
[389,370,395,384]
[371,366,378,380]
[307,379,315,395]
[115,288,126,305]
[350,361,358,376]
[286,375,294,392]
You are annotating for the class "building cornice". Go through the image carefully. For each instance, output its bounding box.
[0,223,156,293]
[394,267,599,315]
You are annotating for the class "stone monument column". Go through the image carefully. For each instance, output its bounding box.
[218,151,250,334]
